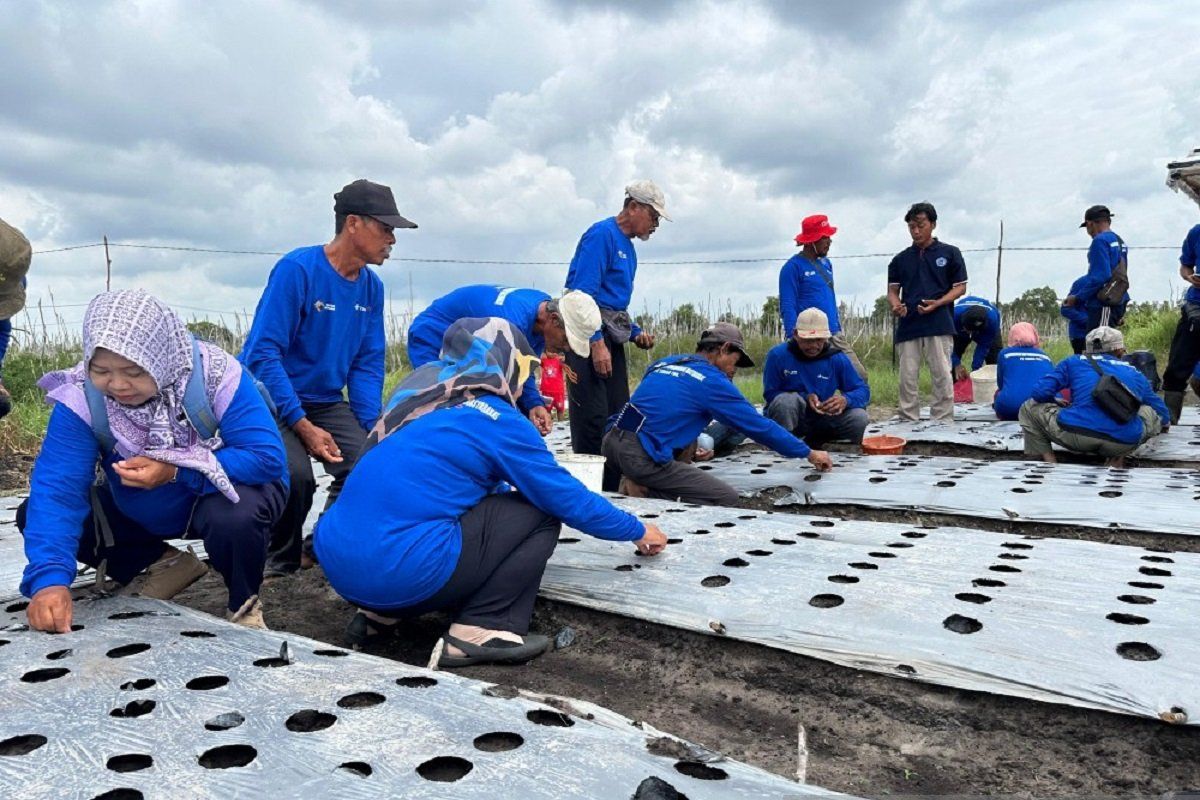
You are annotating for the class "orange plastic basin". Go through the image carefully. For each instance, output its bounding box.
[861,434,906,455]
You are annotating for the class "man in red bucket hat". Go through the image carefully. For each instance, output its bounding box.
[778,214,866,378]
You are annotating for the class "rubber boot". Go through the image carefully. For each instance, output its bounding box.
[1164,390,1184,426]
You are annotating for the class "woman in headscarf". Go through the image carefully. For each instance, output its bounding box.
[315,317,667,667]
[993,321,1054,420]
[18,289,287,632]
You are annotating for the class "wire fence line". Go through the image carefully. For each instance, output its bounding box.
[30,239,1182,264]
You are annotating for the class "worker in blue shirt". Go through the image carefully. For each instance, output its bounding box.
[778,215,865,378]
[602,322,833,507]
[240,179,416,577]
[951,296,1001,381]
[564,180,667,491]
[993,322,1053,420]
[407,285,600,435]
[1160,222,1200,423]
[1064,205,1128,333]
[19,290,287,633]
[0,217,31,422]
[1060,276,1091,354]
[887,202,968,420]
[763,308,869,447]
[315,317,666,667]
[1019,326,1168,467]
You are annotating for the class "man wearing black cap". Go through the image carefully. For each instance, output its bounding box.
[1064,205,1128,333]
[950,295,1001,382]
[601,321,832,506]
[240,179,417,576]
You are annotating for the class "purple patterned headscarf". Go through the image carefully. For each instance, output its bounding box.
[38,289,243,501]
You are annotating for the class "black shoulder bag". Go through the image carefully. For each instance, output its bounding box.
[1086,354,1140,424]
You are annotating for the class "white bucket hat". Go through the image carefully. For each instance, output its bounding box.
[557,290,601,357]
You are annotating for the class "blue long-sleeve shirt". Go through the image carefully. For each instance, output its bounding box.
[407,285,549,415]
[564,217,642,341]
[1061,276,1090,341]
[1029,353,1168,443]
[313,394,643,610]
[20,371,286,598]
[993,345,1053,420]
[1073,231,1127,310]
[1181,224,1200,305]
[952,296,1001,370]
[778,254,840,336]
[620,354,811,463]
[239,245,386,429]
[762,341,869,408]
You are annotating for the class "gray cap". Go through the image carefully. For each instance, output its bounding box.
[625,180,671,221]
[698,321,754,367]
[1085,326,1124,354]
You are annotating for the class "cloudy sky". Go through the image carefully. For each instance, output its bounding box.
[2,0,1199,336]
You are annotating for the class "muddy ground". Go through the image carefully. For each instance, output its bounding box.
[174,500,1200,799]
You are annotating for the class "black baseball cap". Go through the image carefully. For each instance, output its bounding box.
[334,179,417,229]
[961,305,988,332]
[698,321,755,368]
[1079,205,1112,227]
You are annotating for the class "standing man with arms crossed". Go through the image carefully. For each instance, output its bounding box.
[887,202,968,421]
[565,180,667,490]
[240,179,417,577]
[778,214,866,378]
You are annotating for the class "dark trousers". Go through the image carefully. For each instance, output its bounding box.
[952,334,1001,370]
[270,401,366,573]
[566,336,629,491]
[17,481,285,612]
[1070,337,1085,355]
[602,428,740,507]
[764,393,869,447]
[369,494,561,635]
[1163,306,1200,393]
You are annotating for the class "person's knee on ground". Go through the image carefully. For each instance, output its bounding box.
[197,486,281,612]
[1018,399,1055,459]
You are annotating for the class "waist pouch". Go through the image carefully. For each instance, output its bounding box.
[600,308,633,344]
[1087,355,1139,424]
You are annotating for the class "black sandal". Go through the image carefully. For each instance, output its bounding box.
[345,611,401,649]
[438,633,551,668]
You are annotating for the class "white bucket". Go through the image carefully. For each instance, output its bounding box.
[557,453,606,493]
[970,364,999,403]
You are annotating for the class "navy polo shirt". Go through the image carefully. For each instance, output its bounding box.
[887,239,968,343]
[1181,224,1200,305]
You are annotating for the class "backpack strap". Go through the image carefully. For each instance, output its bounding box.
[805,257,835,290]
[182,337,220,440]
[83,379,116,455]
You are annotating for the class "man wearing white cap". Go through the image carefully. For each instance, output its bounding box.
[1018,326,1169,467]
[763,308,870,447]
[407,285,600,434]
[564,180,668,490]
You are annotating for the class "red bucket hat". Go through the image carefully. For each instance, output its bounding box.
[794,214,837,245]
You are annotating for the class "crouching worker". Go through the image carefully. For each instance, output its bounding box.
[18,290,287,633]
[763,308,869,447]
[1018,326,1169,467]
[993,322,1053,420]
[314,318,666,667]
[603,322,833,507]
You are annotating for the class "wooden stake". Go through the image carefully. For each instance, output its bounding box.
[796,723,808,783]
[103,235,112,291]
[995,220,1004,305]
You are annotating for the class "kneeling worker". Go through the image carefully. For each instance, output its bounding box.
[1018,326,1168,467]
[763,308,869,447]
[603,322,833,506]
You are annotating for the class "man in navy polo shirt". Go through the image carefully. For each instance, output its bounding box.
[564,180,667,491]
[886,202,968,420]
[778,214,865,378]
[1159,221,1200,423]
[951,295,1001,382]
[241,179,417,576]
